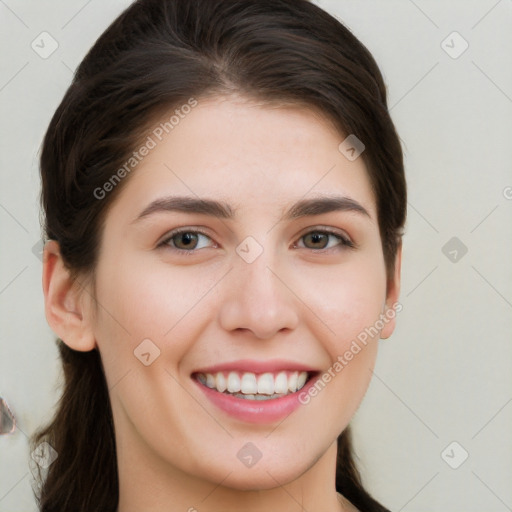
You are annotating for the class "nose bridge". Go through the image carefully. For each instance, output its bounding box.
[239,248,280,302]
[217,240,299,338]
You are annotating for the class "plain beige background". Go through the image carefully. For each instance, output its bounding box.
[1,1,511,510]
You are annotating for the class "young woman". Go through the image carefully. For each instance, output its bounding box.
[31,0,406,510]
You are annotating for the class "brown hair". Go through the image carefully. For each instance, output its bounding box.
[31,0,406,510]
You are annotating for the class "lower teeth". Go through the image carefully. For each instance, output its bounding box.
[226,392,287,400]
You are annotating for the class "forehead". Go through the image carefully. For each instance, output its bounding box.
[107,95,377,223]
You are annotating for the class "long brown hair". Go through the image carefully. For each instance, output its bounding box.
[31,1,406,510]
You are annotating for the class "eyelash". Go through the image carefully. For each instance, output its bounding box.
[158,227,355,254]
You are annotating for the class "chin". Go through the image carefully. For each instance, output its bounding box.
[195,451,313,492]
[218,466,304,492]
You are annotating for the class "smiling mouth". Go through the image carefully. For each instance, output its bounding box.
[193,370,315,400]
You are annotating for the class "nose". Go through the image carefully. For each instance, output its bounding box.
[217,249,300,339]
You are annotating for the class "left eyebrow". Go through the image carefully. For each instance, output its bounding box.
[130,194,371,225]
[282,196,370,220]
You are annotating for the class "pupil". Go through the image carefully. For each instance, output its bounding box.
[307,233,327,248]
[177,232,197,249]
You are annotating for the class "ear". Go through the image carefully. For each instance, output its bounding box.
[42,240,97,351]
[380,241,402,340]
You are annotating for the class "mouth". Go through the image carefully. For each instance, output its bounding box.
[192,370,316,400]
[191,361,321,423]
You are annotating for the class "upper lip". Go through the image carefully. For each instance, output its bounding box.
[192,359,319,375]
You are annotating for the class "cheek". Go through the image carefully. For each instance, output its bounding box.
[295,277,384,437]
[291,248,387,413]
[91,252,219,371]
[294,253,387,351]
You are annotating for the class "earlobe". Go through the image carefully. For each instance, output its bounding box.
[380,242,402,340]
[42,240,97,352]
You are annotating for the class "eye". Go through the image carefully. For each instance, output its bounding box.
[159,228,215,252]
[295,229,354,251]
[158,227,354,254]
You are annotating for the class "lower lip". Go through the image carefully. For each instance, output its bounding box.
[193,374,320,424]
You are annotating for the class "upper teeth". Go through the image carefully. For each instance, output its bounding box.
[197,371,309,395]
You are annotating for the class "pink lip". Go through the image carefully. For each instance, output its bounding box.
[192,372,321,424]
[192,359,318,375]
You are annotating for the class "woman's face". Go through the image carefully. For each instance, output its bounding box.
[87,95,399,490]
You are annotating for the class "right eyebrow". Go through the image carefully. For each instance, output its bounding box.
[131,196,235,224]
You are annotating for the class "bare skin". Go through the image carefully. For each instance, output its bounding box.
[43,94,401,512]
